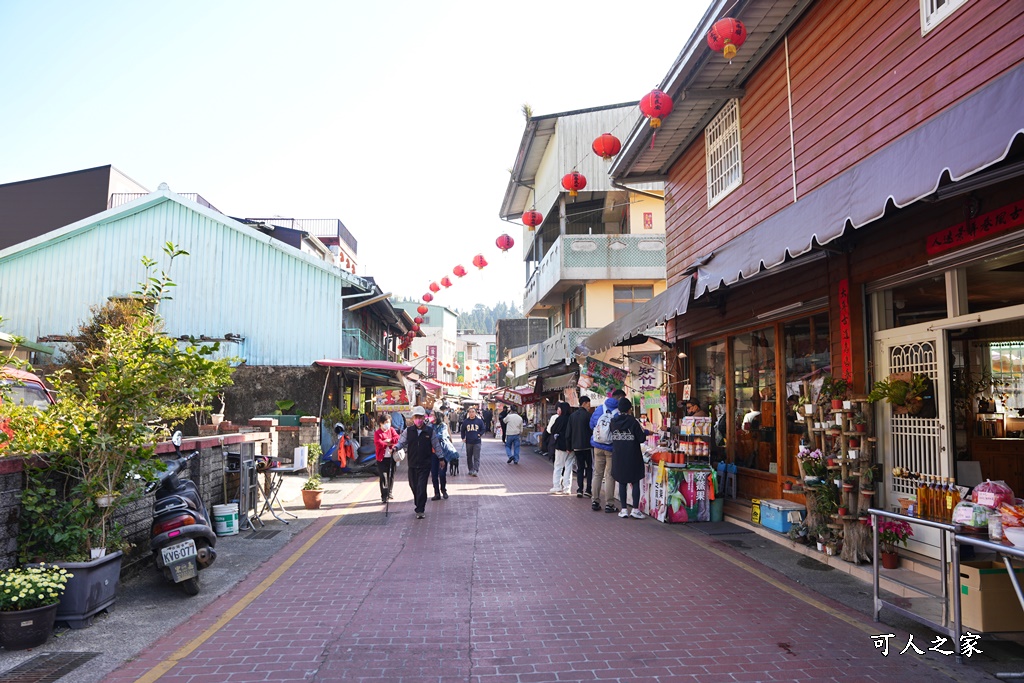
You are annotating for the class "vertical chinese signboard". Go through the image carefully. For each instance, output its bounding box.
[488,343,497,385]
[456,351,465,383]
[838,279,853,385]
[427,345,437,378]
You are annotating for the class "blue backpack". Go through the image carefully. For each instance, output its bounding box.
[436,424,459,462]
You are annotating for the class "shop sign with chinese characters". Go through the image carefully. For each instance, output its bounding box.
[926,200,1024,256]
[870,632,982,658]
[375,388,411,412]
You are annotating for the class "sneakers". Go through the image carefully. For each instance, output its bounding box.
[549,487,560,494]
[618,508,630,518]
[416,513,425,519]
[630,509,644,520]
[577,492,584,498]
[591,501,601,511]
[562,489,573,495]
[431,495,441,501]
[604,504,617,514]
[507,457,513,464]
[442,491,449,500]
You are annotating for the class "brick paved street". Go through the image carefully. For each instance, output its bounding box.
[106,437,1000,683]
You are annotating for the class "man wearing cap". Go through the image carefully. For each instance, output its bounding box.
[503,405,524,464]
[459,405,486,476]
[395,405,443,519]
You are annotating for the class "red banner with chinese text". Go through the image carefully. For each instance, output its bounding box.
[926,200,1024,255]
[838,279,853,385]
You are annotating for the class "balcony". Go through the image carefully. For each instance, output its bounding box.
[539,328,600,367]
[524,234,666,314]
[342,328,392,361]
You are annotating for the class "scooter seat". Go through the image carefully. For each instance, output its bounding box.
[154,495,193,516]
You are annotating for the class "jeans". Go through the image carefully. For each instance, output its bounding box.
[408,466,430,513]
[619,480,640,509]
[552,449,575,492]
[505,434,521,462]
[465,442,481,474]
[574,449,592,494]
[377,457,395,501]
[591,448,615,508]
[430,454,447,496]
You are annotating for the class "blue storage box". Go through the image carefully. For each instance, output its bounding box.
[759,499,806,534]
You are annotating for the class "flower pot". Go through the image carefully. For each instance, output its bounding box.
[95,493,117,508]
[861,488,875,497]
[842,400,853,410]
[814,422,823,429]
[855,424,866,434]
[39,550,123,629]
[0,602,58,650]
[881,550,900,569]
[816,541,824,552]
[838,507,848,516]
[833,479,842,488]
[826,544,838,556]
[783,481,793,491]
[211,413,224,426]
[198,424,218,436]
[804,404,815,416]
[301,488,323,510]
[849,438,860,448]
[842,484,854,493]
[847,450,859,460]
[831,399,844,410]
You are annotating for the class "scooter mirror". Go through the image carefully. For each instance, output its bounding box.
[171,431,183,448]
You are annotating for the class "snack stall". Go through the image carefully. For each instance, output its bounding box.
[638,416,721,523]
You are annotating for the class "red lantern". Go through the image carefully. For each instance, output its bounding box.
[414,316,423,324]
[561,171,587,197]
[496,234,514,252]
[592,133,622,160]
[412,323,420,332]
[472,254,488,269]
[639,89,674,129]
[522,210,543,230]
[417,304,429,315]
[707,18,747,60]
[440,276,452,288]
[422,292,434,303]
[453,265,467,278]
[429,281,440,293]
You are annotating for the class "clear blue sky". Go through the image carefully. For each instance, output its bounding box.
[0,1,704,311]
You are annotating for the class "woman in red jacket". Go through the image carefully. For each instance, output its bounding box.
[374,414,400,504]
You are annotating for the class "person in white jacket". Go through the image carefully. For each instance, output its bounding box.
[503,406,524,464]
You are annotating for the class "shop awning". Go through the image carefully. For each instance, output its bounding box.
[315,359,414,372]
[530,361,580,395]
[495,386,538,406]
[692,63,1024,296]
[575,278,691,356]
[420,379,442,393]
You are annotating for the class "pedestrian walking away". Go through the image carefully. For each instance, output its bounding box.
[460,405,486,476]
[611,397,647,520]
[394,406,443,519]
[430,409,452,501]
[548,402,575,494]
[590,389,625,512]
[498,406,510,444]
[565,394,594,498]
[503,405,524,464]
[482,407,493,436]
[373,414,400,504]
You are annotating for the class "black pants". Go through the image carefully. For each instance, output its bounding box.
[574,449,593,494]
[619,480,641,509]
[501,423,507,442]
[430,454,447,496]
[377,457,395,501]
[408,466,430,513]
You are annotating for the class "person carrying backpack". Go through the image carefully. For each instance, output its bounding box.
[590,389,626,513]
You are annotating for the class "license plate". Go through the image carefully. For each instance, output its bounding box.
[170,560,197,582]
[161,539,197,565]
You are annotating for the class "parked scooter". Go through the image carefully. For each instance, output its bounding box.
[319,423,378,478]
[147,431,218,595]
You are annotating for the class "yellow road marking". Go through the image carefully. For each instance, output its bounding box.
[134,480,376,683]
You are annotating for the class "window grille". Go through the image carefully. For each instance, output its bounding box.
[706,99,743,208]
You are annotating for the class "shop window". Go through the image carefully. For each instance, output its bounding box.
[888,275,947,328]
[614,285,654,319]
[782,313,831,477]
[690,339,728,462]
[966,249,1024,314]
[706,98,742,208]
[568,287,584,328]
[732,327,776,472]
[920,0,967,35]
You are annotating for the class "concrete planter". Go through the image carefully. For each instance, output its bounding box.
[47,551,123,629]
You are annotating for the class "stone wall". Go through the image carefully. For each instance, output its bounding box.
[225,365,333,424]
[0,458,24,569]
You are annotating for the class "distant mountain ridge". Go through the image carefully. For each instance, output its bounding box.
[391,299,522,334]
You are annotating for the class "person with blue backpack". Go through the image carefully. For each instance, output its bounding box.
[430,409,458,501]
[590,389,626,513]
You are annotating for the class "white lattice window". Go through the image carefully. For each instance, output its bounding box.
[705,99,742,208]
[920,0,967,35]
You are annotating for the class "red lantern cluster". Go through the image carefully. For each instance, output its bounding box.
[592,133,622,161]
[522,210,544,231]
[639,89,674,129]
[496,234,514,253]
[707,18,747,60]
[414,316,423,324]
[561,171,587,197]
[472,254,488,269]
[453,264,467,278]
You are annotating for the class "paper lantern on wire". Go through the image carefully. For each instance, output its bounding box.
[472,254,488,269]
[522,210,543,231]
[417,304,429,315]
[440,276,452,288]
[453,264,467,278]
[429,281,441,293]
[422,292,434,303]
[411,323,420,332]
[561,171,587,197]
[592,133,622,160]
[414,316,423,324]
[707,18,747,60]
[639,89,674,129]
[496,234,514,252]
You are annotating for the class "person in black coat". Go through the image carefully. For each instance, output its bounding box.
[498,407,510,443]
[564,395,594,498]
[548,402,574,494]
[395,406,443,519]
[610,397,647,519]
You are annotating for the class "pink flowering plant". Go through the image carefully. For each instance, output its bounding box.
[797,448,827,479]
[876,519,913,553]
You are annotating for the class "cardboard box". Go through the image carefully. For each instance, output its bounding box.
[759,499,806,534]
[954,561,1024,633]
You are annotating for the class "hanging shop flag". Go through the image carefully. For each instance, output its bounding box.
[456,351,465,383]
[427,345,438,378]
[375,388,411,412]
[838,280,853,385]
[578,357,628,397]
[629,353,663,393]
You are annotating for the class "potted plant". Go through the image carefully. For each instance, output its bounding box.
[797,394,815,416]
[819,375,850,410]
[782,480,793,491]
[301,473,324,510]
[0,564,72,649]
[2,246,235,627]
[867,373,930,415]
[838,505,849,517]
[211,392,226,426]
[815,526,830,552]
[305,442,323,474]
[875,518,913,568]
[797,448,826,484]
[860,468,876,498]
[853,412,867,433]
[842,476,856,493]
